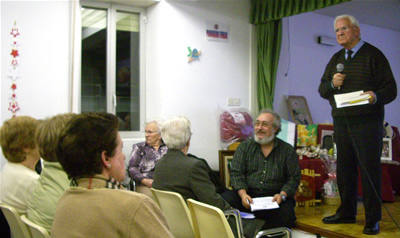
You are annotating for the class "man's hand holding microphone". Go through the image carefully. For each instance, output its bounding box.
[333,63,345,89]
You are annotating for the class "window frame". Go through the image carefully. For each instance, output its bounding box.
[75,1,146,138]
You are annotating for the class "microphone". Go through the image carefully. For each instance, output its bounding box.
[336,63,344,89]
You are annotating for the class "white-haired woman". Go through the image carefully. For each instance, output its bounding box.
[153,116,231,211]
[128,118,167,198]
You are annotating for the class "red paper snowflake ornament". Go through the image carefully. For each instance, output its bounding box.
[10,27,19,37]
[8,21,21,117]
[8,68,20,80]
[12,38,19,47]
[8,101,20,113]
[10,93,17,100]
[11,59,18,67]
[11,49,19,58]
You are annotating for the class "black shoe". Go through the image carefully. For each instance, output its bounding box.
[322,214,356,224]
[363,222,379,235]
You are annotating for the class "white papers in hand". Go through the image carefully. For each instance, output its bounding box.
[334,90,370,108]
[250,197,279,212]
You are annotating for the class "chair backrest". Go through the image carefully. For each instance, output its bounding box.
[20,215,50,238]
[187,198,235,238]
[151,188,195,238]
[0,204,32,238]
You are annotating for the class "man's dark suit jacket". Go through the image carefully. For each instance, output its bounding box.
[153,149,231,211]
[187,153,227,194]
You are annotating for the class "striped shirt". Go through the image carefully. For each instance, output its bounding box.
[230,137,300,197]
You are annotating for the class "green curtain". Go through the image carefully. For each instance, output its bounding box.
[252,0,351,111]
[257,20,282,110]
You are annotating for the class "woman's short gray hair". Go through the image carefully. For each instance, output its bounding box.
[334,14,360,30]
[161,116,191,150]
[145,118,164,133]
[258,109,282,135]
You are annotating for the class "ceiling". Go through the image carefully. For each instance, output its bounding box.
[314,0,400,32]
[87,0,400,32]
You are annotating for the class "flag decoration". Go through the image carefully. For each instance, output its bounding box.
[8,21,21,117]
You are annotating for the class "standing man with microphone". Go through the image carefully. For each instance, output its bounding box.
[318,15,397,235]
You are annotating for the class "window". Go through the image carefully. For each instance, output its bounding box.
[80,2,145,134]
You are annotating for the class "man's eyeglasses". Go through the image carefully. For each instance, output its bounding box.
[335,25,353,33]
[254,121,273,128]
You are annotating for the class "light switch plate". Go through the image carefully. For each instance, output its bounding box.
[227,98,240,106]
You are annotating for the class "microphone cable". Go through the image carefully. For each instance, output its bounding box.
[341,107,400,231]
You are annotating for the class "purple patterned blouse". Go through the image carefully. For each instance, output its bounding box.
[128,141,168,184]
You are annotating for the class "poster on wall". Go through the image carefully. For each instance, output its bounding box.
[206,21,229,42]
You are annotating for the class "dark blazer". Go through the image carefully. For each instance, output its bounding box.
[187,153,227,194]
[153,149,231,211]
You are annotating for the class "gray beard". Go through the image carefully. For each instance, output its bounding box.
[254,134,275,145]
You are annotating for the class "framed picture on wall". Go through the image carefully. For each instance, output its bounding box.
[317,124,334,150]
[286,96,313,125]
[219,150,235,189]
[381,138,392,161]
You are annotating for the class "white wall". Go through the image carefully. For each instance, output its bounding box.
[2,2,399,171]
[1,1,72,168]
[0,0,253,170]
[274,12,400,128]
[145,0,253,169]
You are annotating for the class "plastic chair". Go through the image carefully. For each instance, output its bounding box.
[20,215,50,238]
[187,199,290,238]
[0,204,32,238]
[151,188,195,238]
[187,198,243,238]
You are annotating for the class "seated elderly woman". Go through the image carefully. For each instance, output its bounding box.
[128,118,167,198]
[0,116,41,214]
[51,112,173,237]
[27,113,75,234]
[153,116,231,210]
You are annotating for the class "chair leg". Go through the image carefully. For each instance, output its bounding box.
[129,179,136,191]
[255,227,291,238]
[224,208,244,238]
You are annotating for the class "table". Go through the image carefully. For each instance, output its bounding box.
[298,157,398,202]
[358,162,400,202]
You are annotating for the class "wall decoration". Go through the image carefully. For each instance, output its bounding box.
[187,46,201,62]
[296,124,318,147]
[219,150,235,189]
[286,96,313,125]
[8,21,21,117]
[206,21,229,42]
[381,138,392,161]
[317,124,334,146]
[276,119,296,147]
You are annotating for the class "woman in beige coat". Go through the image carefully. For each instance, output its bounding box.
[51,112,173,238]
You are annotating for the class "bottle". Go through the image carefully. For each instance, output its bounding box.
[332,133,337,160]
